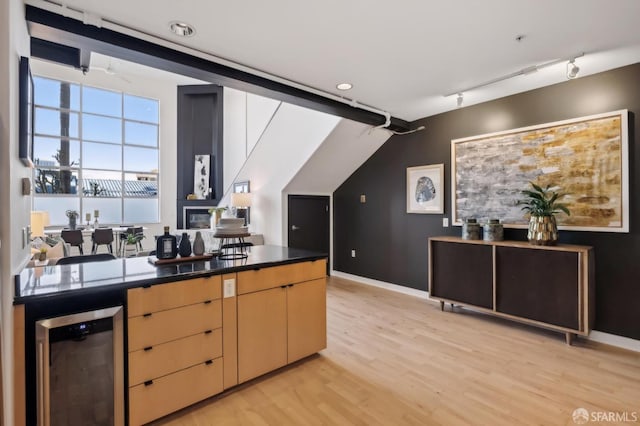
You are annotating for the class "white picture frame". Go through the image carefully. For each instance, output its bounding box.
[193,154,210,199]
[406,164,444,214]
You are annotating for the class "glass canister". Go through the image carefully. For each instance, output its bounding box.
[462,218,481,240]
[483,219,504,241]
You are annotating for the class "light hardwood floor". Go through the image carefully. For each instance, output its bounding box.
[154,276,640,425]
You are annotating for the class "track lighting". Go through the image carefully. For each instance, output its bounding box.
[566,59,580,79]
[445,52,585,101]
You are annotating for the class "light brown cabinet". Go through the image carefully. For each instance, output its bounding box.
[127,276,223,426]
[237,287,288,382]
[237,260,327,383]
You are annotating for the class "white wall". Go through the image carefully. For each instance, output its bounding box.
[222,88,281,198]
[234,103,340,244]
[285,119,391,194]
[0,0,30,423]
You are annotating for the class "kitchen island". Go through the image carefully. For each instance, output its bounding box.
[14,245,328,426]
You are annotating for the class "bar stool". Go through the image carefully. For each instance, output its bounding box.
[92,228,114,254]
[61,229,84,255]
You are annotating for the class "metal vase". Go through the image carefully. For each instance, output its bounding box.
[527,215,558,246]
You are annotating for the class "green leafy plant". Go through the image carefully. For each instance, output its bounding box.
[518,182,570,217]
[125,232,145,245]
[208,206,228,215]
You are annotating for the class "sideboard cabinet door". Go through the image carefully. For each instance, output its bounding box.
[495,246,579,330]
[430,241,493,309]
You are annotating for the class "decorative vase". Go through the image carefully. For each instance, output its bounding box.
[39,251,47,261]
[178,232,192,257]
[483,219,503,241]
[462,218,481,240]
[68,216,76,230]
[192,231,205,256]
[527,215,558,245]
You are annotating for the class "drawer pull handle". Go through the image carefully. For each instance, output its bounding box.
[143,313,152,318]
[253,267,261,271]
[143,346,153,351]
[288,284,294,288]
[142,284,151,288]
[204,300,212,304]
[205,359,213,365]
[204,329,213,334]
[280,285,287,289]
[144,380,153,386]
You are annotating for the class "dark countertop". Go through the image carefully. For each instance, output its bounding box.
[15,245,327,304]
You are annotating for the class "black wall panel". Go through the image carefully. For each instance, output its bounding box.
[334,63,640,340]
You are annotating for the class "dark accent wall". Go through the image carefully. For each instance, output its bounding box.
[334,63,640,340]
[176,85,224,228]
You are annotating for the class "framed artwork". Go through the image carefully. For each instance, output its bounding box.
[406,164,444,214]
[193,154,210,199]
[19,56,34,167]
[451,110,629,232]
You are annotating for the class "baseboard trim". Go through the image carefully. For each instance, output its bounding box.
[330,270,428,299]
[587,331,640,352]
[330,270,639,353]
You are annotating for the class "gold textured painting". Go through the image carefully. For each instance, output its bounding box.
[451,110,629,232]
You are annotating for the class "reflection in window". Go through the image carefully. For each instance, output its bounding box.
[32,78,160,225]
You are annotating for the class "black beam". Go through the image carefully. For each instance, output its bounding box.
[25,5,411,132]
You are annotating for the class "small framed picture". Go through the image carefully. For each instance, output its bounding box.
[406,164,444,214]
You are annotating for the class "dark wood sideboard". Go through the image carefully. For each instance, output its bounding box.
[428,237,594,344]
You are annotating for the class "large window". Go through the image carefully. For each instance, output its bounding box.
[32,76,160,225]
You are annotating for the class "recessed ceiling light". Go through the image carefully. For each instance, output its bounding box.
[169,21,196,37]
[336,82,353,91]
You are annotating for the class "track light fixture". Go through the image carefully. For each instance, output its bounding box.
[566,59,580,79]
[445,52,585,105]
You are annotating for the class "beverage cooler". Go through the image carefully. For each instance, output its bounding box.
[35,306,124,426]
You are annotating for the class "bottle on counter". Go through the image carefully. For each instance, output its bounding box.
[178,232,192,257]
[156,226,178,259]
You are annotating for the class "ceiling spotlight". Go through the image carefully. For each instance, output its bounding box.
[456,93,464,108]
[169,21,196,37]
[336,82,353,91]
[567,59,580,79]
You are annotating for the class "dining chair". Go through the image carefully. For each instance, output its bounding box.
[60,229,84,255]
[92,228,114,254]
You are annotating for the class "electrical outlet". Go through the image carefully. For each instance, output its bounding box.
[351,249,356,258]
[360,194,366,203]
[443,218,449,227]
[223,278,236,298]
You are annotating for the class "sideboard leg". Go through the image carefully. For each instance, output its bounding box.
[565,332,575,345]
[439,301,444,311]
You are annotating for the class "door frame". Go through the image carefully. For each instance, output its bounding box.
[284,193,332,273]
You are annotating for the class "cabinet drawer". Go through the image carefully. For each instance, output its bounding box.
[128,300,222,351]
[128,276,221,317]
[129,328,222,386]
[129,358,223,426]
[237,260,326,294]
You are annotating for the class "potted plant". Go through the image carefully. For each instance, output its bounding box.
[38,246,47,261]
[65,210,79,230]
[518,182,570,245]
[208,206,228,227]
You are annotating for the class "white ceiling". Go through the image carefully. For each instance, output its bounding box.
[31,0,640,121]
